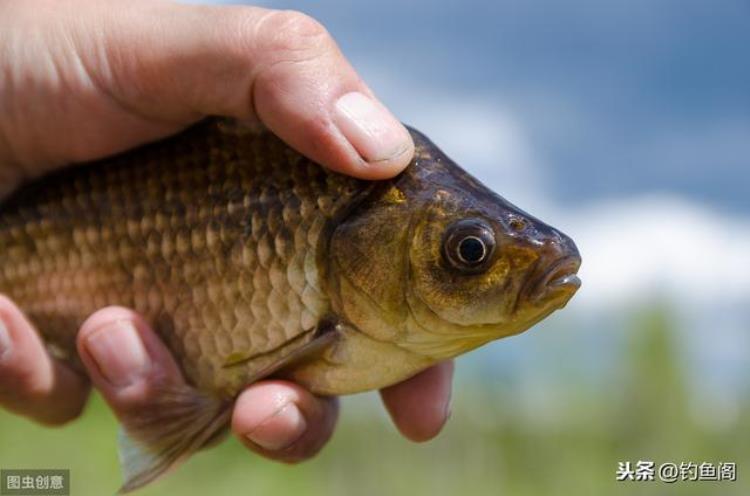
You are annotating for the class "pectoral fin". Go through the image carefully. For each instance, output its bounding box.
[245,323,340,378]
[117,323,340,493]
[222,322,339,370]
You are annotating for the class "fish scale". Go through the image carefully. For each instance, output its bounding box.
[0,118,581,492]
[0,119,363,396]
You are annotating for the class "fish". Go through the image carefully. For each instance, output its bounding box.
[0,118,581,491]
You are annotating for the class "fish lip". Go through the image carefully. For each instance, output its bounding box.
[528,256,582,303]
[548,272,582,290]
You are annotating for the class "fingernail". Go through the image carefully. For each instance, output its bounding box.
[84,320,150,387]
[333,91,412,163]
[246,403,307,451]
[0,320,12,361]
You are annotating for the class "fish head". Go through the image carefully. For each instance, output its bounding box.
[329,128,581,361]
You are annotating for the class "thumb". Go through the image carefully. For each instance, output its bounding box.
[89,2,414,179]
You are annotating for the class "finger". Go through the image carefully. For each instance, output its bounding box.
[76,306,186,417]
[232,380,338,464]
[77,307,339,464]
[379,361,454,442]
[0,295,90,425]
[84,2,415,178]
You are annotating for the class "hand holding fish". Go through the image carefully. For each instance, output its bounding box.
[0,0,453,466]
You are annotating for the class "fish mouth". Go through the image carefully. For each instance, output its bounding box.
[528,256,582,306]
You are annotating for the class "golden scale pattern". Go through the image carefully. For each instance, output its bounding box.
[0,120,365,396]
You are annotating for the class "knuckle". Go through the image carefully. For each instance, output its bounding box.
[276,10,328,38]
[255,10,333,63]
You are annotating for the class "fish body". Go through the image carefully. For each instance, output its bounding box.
[0,119,580,491]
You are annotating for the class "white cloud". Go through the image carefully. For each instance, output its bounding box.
[364,67,750,314]
[561,194,750,309]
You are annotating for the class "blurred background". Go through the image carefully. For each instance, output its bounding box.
[1,0,748,494]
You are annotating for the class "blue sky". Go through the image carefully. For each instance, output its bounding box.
[247,0,750,214]
[201,0,750,416]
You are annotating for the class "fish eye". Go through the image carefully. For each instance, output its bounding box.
[458,236,486,264]
[442,219,496,273]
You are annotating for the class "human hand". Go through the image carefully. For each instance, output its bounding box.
[0,0,453,462]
